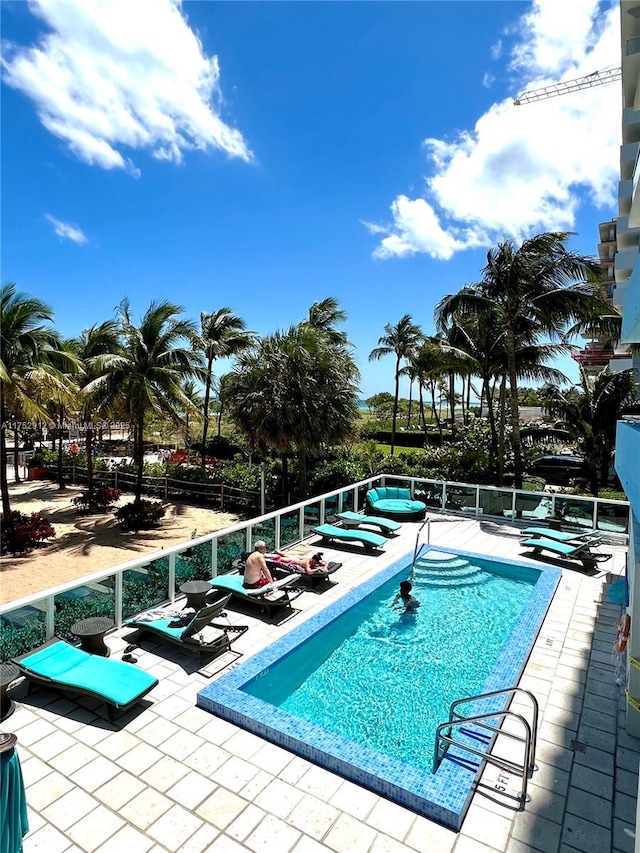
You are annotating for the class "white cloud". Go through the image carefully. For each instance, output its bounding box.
[45,214,87,243]
[368,0,620,260]
[2,0,252,174]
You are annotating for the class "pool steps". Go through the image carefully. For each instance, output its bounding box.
[412,550,490,588]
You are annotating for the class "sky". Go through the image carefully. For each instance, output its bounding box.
[1,0,623,398]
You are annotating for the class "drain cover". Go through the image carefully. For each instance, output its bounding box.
[569,740,587,752]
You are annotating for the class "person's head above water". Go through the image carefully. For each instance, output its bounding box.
[400,580,412,595]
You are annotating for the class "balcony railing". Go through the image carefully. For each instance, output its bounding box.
[0,475,629,663]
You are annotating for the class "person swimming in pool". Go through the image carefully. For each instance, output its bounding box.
[391,580,420,613]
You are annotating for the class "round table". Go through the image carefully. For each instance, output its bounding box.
[70,616,114,657]
[179,580,211,611]
[0,664,19,721]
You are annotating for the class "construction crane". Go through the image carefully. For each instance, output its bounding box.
[514,67,622,105]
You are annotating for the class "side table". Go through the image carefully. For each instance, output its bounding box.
[71,616,115,657]
[179,581,211,611]
[0,664,20,721]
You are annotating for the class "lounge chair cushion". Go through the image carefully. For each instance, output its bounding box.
[521,527,600,543]
[521,538,610,562]
[365,487,426,519]
[337,512,402,533]
[312,524,386,548]
[16,640,157,708]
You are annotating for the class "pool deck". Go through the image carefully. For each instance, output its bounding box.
[4,515,638,852]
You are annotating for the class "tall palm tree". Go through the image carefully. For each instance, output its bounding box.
[435,232,614,488]
[226,323,360,498]
[195,308,254,472]
[539,368,637,495]
[369,314,423,454]
[69,321,122,503]
[0,283,75,520]
[97,299,202,505]
[178,379,203,453]
[303,297,349,345]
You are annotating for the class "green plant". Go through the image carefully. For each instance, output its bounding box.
[72,487,121,512]
[0,617,47,662]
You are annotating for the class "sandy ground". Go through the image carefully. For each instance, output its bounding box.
[0,480,240,604]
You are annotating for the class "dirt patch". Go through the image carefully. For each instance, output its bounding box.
[0,481,240,604]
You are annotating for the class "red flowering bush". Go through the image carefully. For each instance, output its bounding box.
[1,511,56,554]
[115,500,166,530]
[72,487,121,512]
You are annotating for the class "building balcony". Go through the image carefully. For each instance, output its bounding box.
[615,247,638,279]
[614,215,640,250]
[621,142,640,181]
[622,107,640,146]
[571,344,615,367]
[620,178,633,216]
[622,256,640,344]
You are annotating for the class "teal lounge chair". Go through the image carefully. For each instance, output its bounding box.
[207,573,303,616]
[336,511,402,535]
[13,639,158,720]
[521,537,611,568]
[365,487,427,521]
[520,527,602,544]
[125,599,247,665]
[312,524,386,550]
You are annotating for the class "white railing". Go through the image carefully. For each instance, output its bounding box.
[0,475,629,659]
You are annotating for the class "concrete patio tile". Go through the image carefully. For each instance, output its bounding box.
[288,792,341,839]
[27,770,75,810]
[15,716,59,745]
[403,814,456,852]
[566,786,612,828]
[210,753,261,793]
[22,822,72,852]
[612,817,637,853]
[278,754,313,785]
[561,813,611,853]
[255,777,305,819]
[165,769,217,809]
[541,703,580,732]
[291,836,336,853]
[94,729,141,760]
[93,824,154,853]
[576,722,616,753]
[617,745,640,772]
[525,782,566,823]
[149,694,192,720]
[117,741,164,775]
[244,813,302,852]
[238,767,274,801]
[573,744,614,775]
[369,832,416,852]
[615,767,639,797]
[328,779,379,821]
[224,727,270,759]
[226,802,267,842]
[48,742,100,775]
[570,764,614,799]
[614,790,637,825]
[195,715,240,745]
[66,805,125,852]
[323,812,377,853]
[177,822,220,853]
[296,764,344,801]
[140,753,191,791]
[70,755,121,792]
[20,754,54,785]
[511,809,562,852]
[539,720,578,749]
[159,727,204,760]
[444,836,500,852]
[41,786,98,830]
[583,691,618,717]
[120,788,173,830]
[196,786,247,829]
[29,728,77,760]
[365,797,415,841]
[535,741,573,772]
[181,740,229,776]
[250,741,294,775]
[94,770,146,810]
[135,715,180,747]
[201,834,249,852]
[460,803,512,849]
[172,705,212,732]
[146,803,203,850]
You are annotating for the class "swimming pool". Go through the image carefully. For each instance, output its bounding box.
[198,546,560,830]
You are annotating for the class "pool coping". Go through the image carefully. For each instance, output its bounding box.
[197,545,561,831]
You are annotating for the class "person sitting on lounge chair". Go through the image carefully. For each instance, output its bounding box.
[243,541,276,590]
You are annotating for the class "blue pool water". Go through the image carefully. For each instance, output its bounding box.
[245,550,534,773]
[198,546,560,830]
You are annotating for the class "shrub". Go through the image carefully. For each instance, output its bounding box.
[115,500,166,530]
[0,511,56,554]
[72,487,122,512]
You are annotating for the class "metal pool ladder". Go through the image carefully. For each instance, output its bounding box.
[433,687,539,808]
[410,517,431,577]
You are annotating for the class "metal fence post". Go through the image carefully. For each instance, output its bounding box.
[165,475,168,500]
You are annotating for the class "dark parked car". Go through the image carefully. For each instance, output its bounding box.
[529,454,589,486]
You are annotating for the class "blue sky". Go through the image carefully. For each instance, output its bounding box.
[1,0,621,397]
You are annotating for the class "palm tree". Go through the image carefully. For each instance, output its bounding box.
[178,379,203,454]
[539,368,637,495]
[303,297,349,345]
[69,321,122,504]
[98,299,202,505]
[195,308,253,472]
[435,232,614,488]
[369,314,423,454]
[0,283,75,520]
[226,323,360,498]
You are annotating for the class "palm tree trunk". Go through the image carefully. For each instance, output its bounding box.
[200,354,214,472]
[135,414,145,505]
[449,371,456,435]
[483,376,500,479]
[406,379,413,428]
[419,383,426,430]
[429,379,443,443]
[13,424,21,484]
[217,403,223,437]
[391,356,400,455]
[57,406,66,490]
[86,425,94,501]
[506,330,524,490]
[0,394,12,520]
[497,377,506,487]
